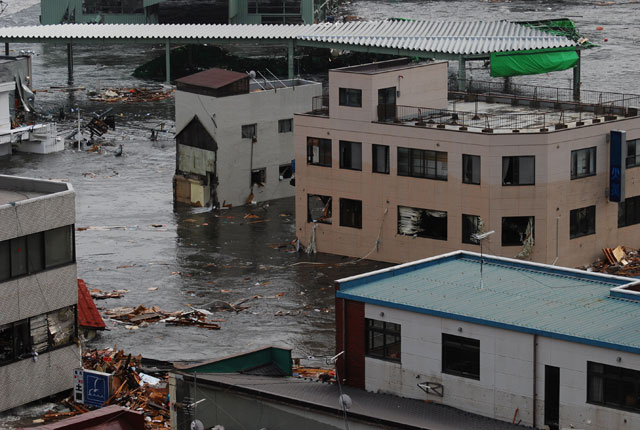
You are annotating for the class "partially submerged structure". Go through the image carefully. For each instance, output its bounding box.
[174,67,321,207]
[295,58,640,267]
[335,251,640,430]
[0,175,79,413]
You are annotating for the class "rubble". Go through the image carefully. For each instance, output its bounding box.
[584,246,640,276]
[105,305,223,330]
[90,288,128,300]
[88,87,173,103]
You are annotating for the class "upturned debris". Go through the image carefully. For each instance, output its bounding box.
[584,246,640,276]
[91,288,128,300]
[105,305,223,330]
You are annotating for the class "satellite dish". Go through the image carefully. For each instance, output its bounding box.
[190,420,204,430]
[338,393,352,410]
[249,71,257,79]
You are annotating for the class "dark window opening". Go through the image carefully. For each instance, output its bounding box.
[462,214,482,244]
[251,168,266,187]
[307,194,332,224]
[502,216,534,246]
[397,147,447,180]
[340,198,362,229]
[570,206,596,239]
[279,164,293,180]
[619,195,640,228]
[0,320,31,366]
[366,319,401,362]
[502,156,535,185]
[571,147,596,179]
[398,206,447,240]
[339,141,362,171]
[462,154,481,185]
[588,361,640,412]
[442,333,480,380]
[241,123,257,139]
[626,139,640,168]
[10,236,27,278]
[372,144,389,174]
[278,118,293,133]
[307,137,332,167]
[339,88,362,107]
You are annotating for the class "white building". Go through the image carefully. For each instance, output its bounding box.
[335,251,640,430]
[174,68,321,207]
[0,174,79,413]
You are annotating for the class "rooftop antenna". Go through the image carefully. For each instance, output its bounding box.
[471,230,495,289]
[328,351,350,430]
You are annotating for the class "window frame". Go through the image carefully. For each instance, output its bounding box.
[462,154,481,185]
[626,139,640,168]
[397,205,447,241]
[462,214,482,245]
[442,333,480,380]
[339,198,362,229]
[339,140,362,171]
[571,147,597,180]
[251,168,266,187]
[279,164,293,181]
[397,147,448,181]
[618,195,640,228]
[306,137,332,167]
[587,361,640,413]
[502,156,535,186]
[372,144,390,174]
[307,194,332,224]
[502,216,535,247]
[278,118,293,133]
[570,205,596,239]
[0,319,31,366]
[241,123,257,139]
[365,318,401,363]
[339,87,362,108]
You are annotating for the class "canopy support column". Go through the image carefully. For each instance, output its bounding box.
[287,40,294,80]
[67,43,73,84]
[4,43,8,56]
[457,56,466,91]
[573,50,581,101]
[165,40,171,84]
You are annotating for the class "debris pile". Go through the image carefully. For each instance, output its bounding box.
[105,305,223,330]
[90,288,128,300]
[42,348,170,428]
[584,246,640,276]
[89,87,173,103]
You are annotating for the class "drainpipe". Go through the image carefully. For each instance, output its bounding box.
[533,333,537,428]
[552,215,560,265]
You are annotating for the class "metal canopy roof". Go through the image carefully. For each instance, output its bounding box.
[336,251,640,354]
[0,20,577,58]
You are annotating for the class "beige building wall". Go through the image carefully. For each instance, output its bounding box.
[295,62,640,267]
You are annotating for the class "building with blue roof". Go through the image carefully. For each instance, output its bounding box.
[335,251,640,430]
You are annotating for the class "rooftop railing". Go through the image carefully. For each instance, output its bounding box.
[311,95,329,116]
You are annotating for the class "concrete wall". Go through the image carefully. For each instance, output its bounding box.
[360,302,640,430]
[295,106,640,268]
[176,80,321,207]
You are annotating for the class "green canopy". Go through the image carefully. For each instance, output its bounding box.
[490,48,579,78]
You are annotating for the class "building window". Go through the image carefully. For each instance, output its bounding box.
[251,168,266,187]
[442,333,480,380]
[44,225,74,269]
[365,319,401,362]
[570,206,596,239]
[571,147,596,179]
[278,118,293,133]
[398,206,447,240]
[587,361,640,412]
[339,141,362,171]
[339,198,362,229]
[618,195,640,228]
[462,214,482,244]
[241,123,257,139]
[279,164,293,180]
[502,216,534,246]
[397,147,447,180]
[0,320,30,365]
[307,194,332,224]
[372,144,389,174]
[626,139,640,168]
[502,156,535,185]
[307,137,332,167]
[462,154,481,185]
[339,88,362,107]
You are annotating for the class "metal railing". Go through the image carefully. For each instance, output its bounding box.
[311,95,329,116]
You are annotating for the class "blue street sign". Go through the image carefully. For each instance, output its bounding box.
[83,369,112,408]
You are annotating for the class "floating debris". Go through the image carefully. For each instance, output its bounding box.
[88,87,173,103]
[105,305,223,330]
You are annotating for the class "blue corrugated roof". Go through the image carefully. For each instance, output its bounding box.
[336,251,640,354]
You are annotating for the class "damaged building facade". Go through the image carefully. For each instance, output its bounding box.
[0,175,79,413]
[295,59,640,267]
[174,68,321,207]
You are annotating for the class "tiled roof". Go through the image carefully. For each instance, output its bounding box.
[77,279,106,330]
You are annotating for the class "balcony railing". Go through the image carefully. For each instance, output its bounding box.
[310,95,329,116]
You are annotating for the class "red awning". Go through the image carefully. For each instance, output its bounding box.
[78,279,106,330]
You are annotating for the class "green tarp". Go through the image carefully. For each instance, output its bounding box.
[490,48,579,78]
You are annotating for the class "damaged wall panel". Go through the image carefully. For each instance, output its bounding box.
[397,206,447,240]
[307,194,332,224]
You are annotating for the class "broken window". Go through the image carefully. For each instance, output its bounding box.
[307,137,332,167]
[241,123,257,139]
[339,198,362,229]
[372,144,389,174]
[278,119,293,133]
[442,334,480,380]
[619,195,640,228]
[339,88,362,107]
[44,225,74,269]
[397,147,447,180]
[47,307,75,348]
[307,194,332,224]
[0,320,31,366]
[502,216,534,246]
[251,168,266,187]
[462,154,481,185]
[279,164,293,180]
[365,319,401,362]
[462,214,483,244]
[397,206,447,240]
[626,139,640,168]
[339,141,362,171]
[502,156,535,185]
[571,147,596,179]
[570,206,596,239]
